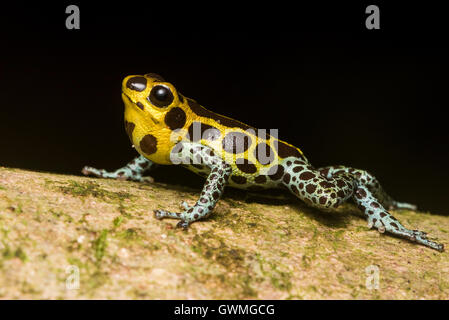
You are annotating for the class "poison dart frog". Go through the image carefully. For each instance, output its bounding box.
[82,73,444,252]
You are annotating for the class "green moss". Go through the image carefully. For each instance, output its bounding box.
[112,216,124,228]
[334,229,346,238]
[117,228,140,241]
[269,266,292,291]
[224,199,242,208]
[127,288,150,299]
[0,185,6,190]
[1,228,10,239]
[8,203,23,214]
[54,180,131,201]
[302,254,312,268]
[437,277,449,292]
[78,213,90,224]
[308,285,318,292]
[187,231,262,298]
[1,244,28,262]
[20,281,41,295]
[191,231,246,270]
[67,257,84,268]
[86,270,109,291]
[51,210,73,223]
[117,202,133,218]
[14,247,28,262]
[92,229,108,263]
[238,273,258,297]
[354,225,367,232]
[212,204,267,235]
[143,242,162,252]
[255,253,293,292]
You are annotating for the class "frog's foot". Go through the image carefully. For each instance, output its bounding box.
[153,209,191,230]
[154,209,184,220]
[355,185,444,252]
[388,201,418,211]
[82,166,154,183]
[368,214,443,251]
[82,156,154,183]
[154,201,216,229]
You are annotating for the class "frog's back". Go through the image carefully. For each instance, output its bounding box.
[178,96,309,189]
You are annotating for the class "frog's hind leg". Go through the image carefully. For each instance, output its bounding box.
[281,159,356,210]
[82,155,154,183]
[317,166,417,211]
[154,143,232,229]
[281,159,444,251]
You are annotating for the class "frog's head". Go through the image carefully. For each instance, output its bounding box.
[121,73,188,164]
[121,73,184,126]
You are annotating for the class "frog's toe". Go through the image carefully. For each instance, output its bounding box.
[154,209,165,220]
[153,209,181,220]
[141,176,154,184]
[81,166,102,177]
[389,201,418,211]
[153,209,190,229]
[81,166,90,175]
[410,232,444,252]
[391,226,444,251]
[180,201,191,211]
[176,220,190,230]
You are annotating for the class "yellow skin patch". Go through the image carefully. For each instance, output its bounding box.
[122,74,306,187]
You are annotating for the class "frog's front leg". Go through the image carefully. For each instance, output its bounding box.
[82,155,154,183]
[154,143,232,229]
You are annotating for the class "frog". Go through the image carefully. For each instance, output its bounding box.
[82,73,444,252]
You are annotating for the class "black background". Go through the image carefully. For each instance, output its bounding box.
[1,2,448,213]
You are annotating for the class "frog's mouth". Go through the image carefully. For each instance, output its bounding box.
[122,92,136,105]
[122,92,160,124]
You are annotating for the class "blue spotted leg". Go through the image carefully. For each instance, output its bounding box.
[281,158,444,251]
[154,142,232,229]
[353,184,443,251]
[318,165,417,211]
[82,155,154,183]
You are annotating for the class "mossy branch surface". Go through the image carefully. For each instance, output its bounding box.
[0,166,448,299]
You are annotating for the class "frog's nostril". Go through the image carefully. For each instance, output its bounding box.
[126,76,147,92]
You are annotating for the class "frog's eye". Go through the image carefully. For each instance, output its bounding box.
[148,85,174,108]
